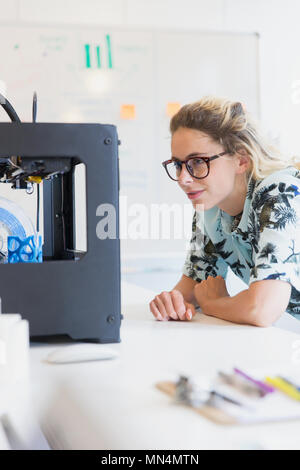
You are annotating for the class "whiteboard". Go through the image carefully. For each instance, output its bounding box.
[0,25,259,259]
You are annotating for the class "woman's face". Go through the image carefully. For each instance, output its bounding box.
[171,127,246,212]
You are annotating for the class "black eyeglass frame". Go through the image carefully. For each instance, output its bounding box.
[162,151,228,181]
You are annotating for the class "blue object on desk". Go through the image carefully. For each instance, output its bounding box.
[7,235,43,263]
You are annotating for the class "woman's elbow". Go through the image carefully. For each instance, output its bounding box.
[251,315,273,328]
[248,279,291,327]
[250,305,284,328]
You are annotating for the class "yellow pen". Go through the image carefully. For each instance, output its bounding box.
[265,376,300,401]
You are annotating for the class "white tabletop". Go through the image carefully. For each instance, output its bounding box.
[23,281,300,450]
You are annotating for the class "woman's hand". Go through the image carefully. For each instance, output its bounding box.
[149,289,196,321]
[193,275,230,313]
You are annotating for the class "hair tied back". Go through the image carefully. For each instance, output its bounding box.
[231,102,245,119]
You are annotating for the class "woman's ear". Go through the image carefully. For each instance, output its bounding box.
[236,149,250,174]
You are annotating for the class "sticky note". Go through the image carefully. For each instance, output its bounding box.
[166,102,181,117]
[121,104,136,120]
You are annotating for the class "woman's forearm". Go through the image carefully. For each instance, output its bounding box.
[199,288,258,326]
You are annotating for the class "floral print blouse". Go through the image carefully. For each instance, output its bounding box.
[183,166,300,318]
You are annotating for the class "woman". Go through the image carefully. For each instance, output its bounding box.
[149,96,300,326]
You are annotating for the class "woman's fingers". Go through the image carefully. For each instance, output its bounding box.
[149,290,196,322]
[154,295,169,320]
[149,290,181,321]
[170,290,187,320]
[155,293,177,320]
[160,291,178,320]
[185,302,196,320]
[149,300,163,321]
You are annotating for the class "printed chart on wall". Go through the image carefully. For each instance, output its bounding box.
[0,26,259,257]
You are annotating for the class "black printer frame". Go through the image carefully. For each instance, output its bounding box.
[0,122,121,343]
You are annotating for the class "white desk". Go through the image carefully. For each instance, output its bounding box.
[24,281,300,450]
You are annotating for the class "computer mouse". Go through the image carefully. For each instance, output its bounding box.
[45,343,119,364]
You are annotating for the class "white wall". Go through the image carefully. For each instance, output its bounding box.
[1,0,299,154]
[0,0,299,271]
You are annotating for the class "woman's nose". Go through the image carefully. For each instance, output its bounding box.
[178,164,194,184]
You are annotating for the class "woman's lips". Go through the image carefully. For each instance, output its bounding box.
[187,190,205,200]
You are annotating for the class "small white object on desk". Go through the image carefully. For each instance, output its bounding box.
[46,343,119,364]
[0,304,30,385]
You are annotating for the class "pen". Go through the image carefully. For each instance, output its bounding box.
[278,376,300,392]
[233,367,275,395]
[210,390,245,407]
[265,376,300,401]
[218,371,264,397]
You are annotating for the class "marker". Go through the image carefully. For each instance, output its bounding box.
[265,376,300,401]
[233,367,275,395]
[279,376,300,391]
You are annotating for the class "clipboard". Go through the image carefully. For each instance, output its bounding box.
[156,381,238,425]
[156,377,300,426]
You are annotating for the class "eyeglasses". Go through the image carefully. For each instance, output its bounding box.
[162,152,228,181]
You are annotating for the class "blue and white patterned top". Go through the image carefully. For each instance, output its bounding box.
[183,166,300,318]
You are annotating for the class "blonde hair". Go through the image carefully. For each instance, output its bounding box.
[170,96,300,182]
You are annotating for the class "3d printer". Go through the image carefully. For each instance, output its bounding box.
[0,93,121,343]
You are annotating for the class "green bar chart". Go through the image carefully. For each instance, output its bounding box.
[84,35,113,69]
